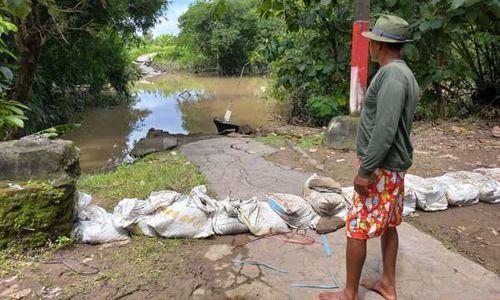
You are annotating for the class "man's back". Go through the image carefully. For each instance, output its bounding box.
[357,59,419,177]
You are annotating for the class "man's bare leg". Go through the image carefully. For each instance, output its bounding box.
[319,237,366,300]
[361,227,398,300]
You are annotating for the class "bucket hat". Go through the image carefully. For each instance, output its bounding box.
[362,15,413,43]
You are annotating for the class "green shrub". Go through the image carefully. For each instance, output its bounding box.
[306,89,348,126]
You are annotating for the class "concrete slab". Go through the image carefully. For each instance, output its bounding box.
[182,137,500,299]
[182,137,310,199]
[214,224,500,299]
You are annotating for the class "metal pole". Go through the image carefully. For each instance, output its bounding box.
[349,0,370,116]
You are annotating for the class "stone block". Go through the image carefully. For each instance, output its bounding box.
[0,135,80,183]
[325,115,359,150]
[0,135,80,249]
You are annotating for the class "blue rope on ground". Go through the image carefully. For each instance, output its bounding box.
[321,234,333,257]
[233,259,288,274]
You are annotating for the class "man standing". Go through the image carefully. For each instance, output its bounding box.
[320,15,419,300]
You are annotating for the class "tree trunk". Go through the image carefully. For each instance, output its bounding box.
[434,82,445,119]
[12,16,42,104]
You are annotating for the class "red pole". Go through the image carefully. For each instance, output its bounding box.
[349,0,370,116]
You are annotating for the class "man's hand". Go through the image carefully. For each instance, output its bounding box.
[354,175,371,197]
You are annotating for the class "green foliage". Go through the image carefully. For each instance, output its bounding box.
[152,45,208,72]
[259,0,499,122]
[255,134,287,146]
[0,100,29,139]
[306,94,346,126]
[258,0,352,124]
[298,132,324,149]
[0,0,169,134]
[177,0,284,75]
[0,15,29,140]
[35,123,81,139]
[48,235,74,250]
[373,0,500,118]
[78,151,207,210]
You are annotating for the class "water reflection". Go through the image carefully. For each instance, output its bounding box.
[64,74,284,172]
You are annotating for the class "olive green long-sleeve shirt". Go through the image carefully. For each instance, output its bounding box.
[357,59,419,178]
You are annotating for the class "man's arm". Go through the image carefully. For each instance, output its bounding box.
[358,76,406,179]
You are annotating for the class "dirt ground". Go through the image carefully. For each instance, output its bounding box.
[261,120,500,275]
[1,236,254,300]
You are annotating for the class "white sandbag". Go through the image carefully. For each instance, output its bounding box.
[405,174,448,211]
[303,174,347,217]
[144,186,216,238]
[474,168,500,182]
[304,190,348,217]
[341,186,354,204]
[267,193,320,229]
[71,192,130,244]
[145,195,214,238]
[112,190,182,232]
[212,199,249,235]
[428,175,480,206]
[403,189,417,216]
[238,198,289,236]
[304,173,342,193]
[446,171,500,203]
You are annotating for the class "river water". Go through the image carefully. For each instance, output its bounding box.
[62,73,284,172]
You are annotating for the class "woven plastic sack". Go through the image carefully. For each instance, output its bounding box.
[212,199,249,235]
[71,192,130,244]
[267,193,320,229]
[474,168,500,182]
[446,171,500,204]
[405,174,448,211]
[238,198,289,236]
[428,175,480,206]
[302,174,347,217]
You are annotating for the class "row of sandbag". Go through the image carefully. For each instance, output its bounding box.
[405,168,500,212]
[301,168,500,218]
[71,168,500,244]
[71,186,317,244]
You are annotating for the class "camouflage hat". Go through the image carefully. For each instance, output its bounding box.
[362,14,413,43]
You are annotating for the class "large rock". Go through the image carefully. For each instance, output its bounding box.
[0,135,80,249]
[131,129,178,158]
[0,135,80,183]
[0,181,76,249]
[325,116,358,150]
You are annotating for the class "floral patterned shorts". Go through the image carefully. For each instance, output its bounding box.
[346,169,405,240]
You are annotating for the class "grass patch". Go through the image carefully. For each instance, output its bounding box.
[78,151,207,210]
[255,132,325,150]
[128,45,166,60]
[298,132,325,149]
[255,134,287,147]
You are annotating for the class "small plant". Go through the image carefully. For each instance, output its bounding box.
[255,134,287,147]
[48,236,74,250]
[0,16,30,140]
[36,123,81,139]
[298,133,324,149]
[0,99,30,140]
[306,95,344,127]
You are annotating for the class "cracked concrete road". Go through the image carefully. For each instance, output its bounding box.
[182,137,500,300]
[182,136,309,199]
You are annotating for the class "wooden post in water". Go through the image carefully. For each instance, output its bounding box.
[349,0,370,116]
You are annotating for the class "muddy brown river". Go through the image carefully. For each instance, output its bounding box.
[62,73,284,172]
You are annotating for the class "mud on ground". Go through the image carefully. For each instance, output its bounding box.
[1,236,255,300]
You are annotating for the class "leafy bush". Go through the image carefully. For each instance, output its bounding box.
[0,16,29,140]
[306,94,346,127]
